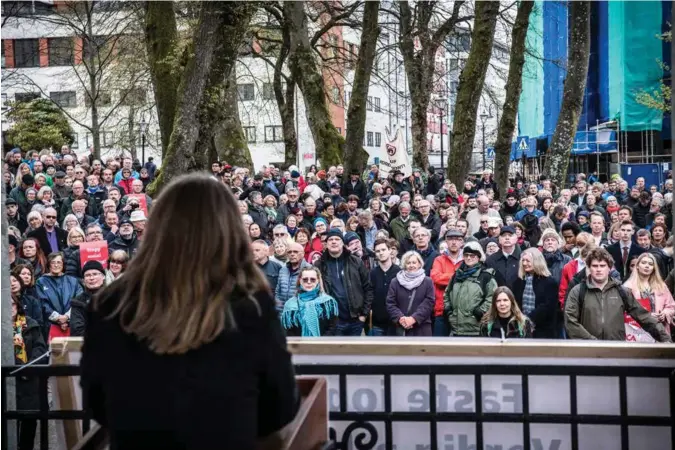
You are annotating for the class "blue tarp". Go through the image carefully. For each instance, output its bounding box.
[571,130,618,155]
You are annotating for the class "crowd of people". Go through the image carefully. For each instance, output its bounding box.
[4,145,675,447]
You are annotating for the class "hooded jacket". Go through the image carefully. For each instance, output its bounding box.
[443,265,497,336]
[430,254,462,317]
[109,233,140,260]
[315,249,373,319]
[565,277,670,342]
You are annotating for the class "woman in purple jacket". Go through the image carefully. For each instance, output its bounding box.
[386,251,436,336]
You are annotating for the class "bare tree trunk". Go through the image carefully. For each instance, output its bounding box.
[344,1,380,176]
[215,71,253,170]
[285,1,344,167]
[544,1,591,188]
[145,1,180,158]
[446,1,499,185]
[84,2,101,159]
[148,2,255,195]
[493,0,534,196]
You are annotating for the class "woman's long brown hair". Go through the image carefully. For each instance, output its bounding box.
[95,174,269,355]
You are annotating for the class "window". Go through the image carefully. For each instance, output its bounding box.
[84,91,111,107]
[243,126,256,143]
[14,39,39,68]
[264,125,283,142]
[15,92,39,103]
[327,34,338,57]
[262,83,274,100]
[1,93,7,109]
[238,83,254,101]
[82,35,109,61]
[367,131,373,147]
[367,96,373,111]
[50,91,77,108]
[374,97,381,113]
[48,37,74,66]
[344,91,350,106]
[375,132,381,148]
[102,131,114,147]
[120,88,146,106]
[450,81,459,94]
[85,133,92,148]
[331,87,340,104]
[71,133,78,149]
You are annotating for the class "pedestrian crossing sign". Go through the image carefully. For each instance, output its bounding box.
[518,137,529,151]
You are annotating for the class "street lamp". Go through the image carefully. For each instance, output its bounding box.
[436,97,447,172]
[479,107,493,171]
[139,116,148,165]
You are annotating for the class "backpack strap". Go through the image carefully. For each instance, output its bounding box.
[578,281,587,314]
[477,270,493,299]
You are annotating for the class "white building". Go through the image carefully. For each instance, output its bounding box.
[1,1,512,173]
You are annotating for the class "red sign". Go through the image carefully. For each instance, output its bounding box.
[79,241,109,269]
[127,194,148,217]
[625,297,655,343]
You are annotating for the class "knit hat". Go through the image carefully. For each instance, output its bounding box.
[538,228,563,247]
[344,231,360,245]
[22,174,34,185]
[82,260,105,276]
[314,217,328,227]
[291,170,300,178]
[325,228,344,242]
[463,241,486,262]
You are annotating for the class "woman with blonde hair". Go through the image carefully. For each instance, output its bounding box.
[64,227,85,263]
[13,163,32,188]
[37,185,56,208]
[281,267,338,336]
[624,252,675,335]
[512,248,559,338]
[81,174,298,449]
[480,286,533,338]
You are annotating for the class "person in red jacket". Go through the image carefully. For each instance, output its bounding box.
[558,233,595,309]
[430,230,464,336]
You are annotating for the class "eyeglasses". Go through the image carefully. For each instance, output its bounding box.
[273,233,287,237]
[480,220,488,224]
[464,253,479,259]
[44,215,56,219]
[110,260,124,264]
[301,277,318,283]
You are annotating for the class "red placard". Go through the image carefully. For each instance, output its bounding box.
[625,297,655,343]
[127,194,148,217]
[79,241,109,269]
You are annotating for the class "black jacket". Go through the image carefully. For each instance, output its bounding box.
[485,246,522,291]
[16,316,47,411]
[80,289,299,450]
[315,250,373,319]
[420,214,442,243]
[8,213,28,234]
[632,202,650,228]
[392,180,412,195]
[109,234,140,260]
[369,264,401,329]
[512,275,559,339]
[27,226,68,256]
[258,259,282,293]
[247,204,269,233]
[606,242,646,281]
[341,179,368,207]
[70,289,100,337]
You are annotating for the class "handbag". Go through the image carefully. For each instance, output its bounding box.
[49,323,70,343]
[395,288,417,337]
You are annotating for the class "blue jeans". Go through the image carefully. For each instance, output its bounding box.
[367,325,388,337]
[433,316,450,337]
[335,320,365,336]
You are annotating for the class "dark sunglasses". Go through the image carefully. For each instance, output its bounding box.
[44,215,57,219]
[301,277,318,283]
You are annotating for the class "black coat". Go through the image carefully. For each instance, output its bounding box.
[512,275,559,339]
[80,289,299,450]
[27,226,68,256]
[315,250,373,319]
[341,179,368,207]
[485,246,522,291]
[70,289,99,337]
[109,234,141,260]
[606,242,646,281]
[16,316,47,411]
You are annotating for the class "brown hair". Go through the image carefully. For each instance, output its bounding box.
[19,238,47,272]
[481,286,528,328]
[584,247,614,268]
[95,174,268,355]
[11,264,35,287]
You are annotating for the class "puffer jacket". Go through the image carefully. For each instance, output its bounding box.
[565,277,671,342]
[443,265,497,336]
[274,260,312,312]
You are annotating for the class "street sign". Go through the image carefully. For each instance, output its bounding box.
[517,136,529,152]
[486,146,495,161]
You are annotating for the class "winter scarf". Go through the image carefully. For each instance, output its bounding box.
[14,314,27,364]
[281,288,338,337]
[543,250,564,266]
[396,268,426,290]
[453,263,481,283]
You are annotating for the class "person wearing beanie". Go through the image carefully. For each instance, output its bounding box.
[341,168,367,208]
[8,173,35,214]
[485,226,522,292]
[315,224,373,336]
[70,260,106,337]
[538,228,571,284]
[443,241,497,336]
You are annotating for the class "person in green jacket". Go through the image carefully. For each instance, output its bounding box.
[444,241,497,336]
[565,247,670,342]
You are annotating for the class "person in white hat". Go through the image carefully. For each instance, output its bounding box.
[129,210,147,239]
[537,228,571,284]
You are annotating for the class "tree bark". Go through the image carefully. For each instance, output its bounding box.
[343,1,380,176]
[543,1,591,188]
[215,71,253,170]
[493,0,534,196]
[399,1,466,172]
[446,1,500,185]
[148,2,255,195]
[272,12,298,168]
[285,1,344,167]
[144,1,180,158]
[84,2,101,159]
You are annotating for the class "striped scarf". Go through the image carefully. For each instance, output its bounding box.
[522,275,536,315]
